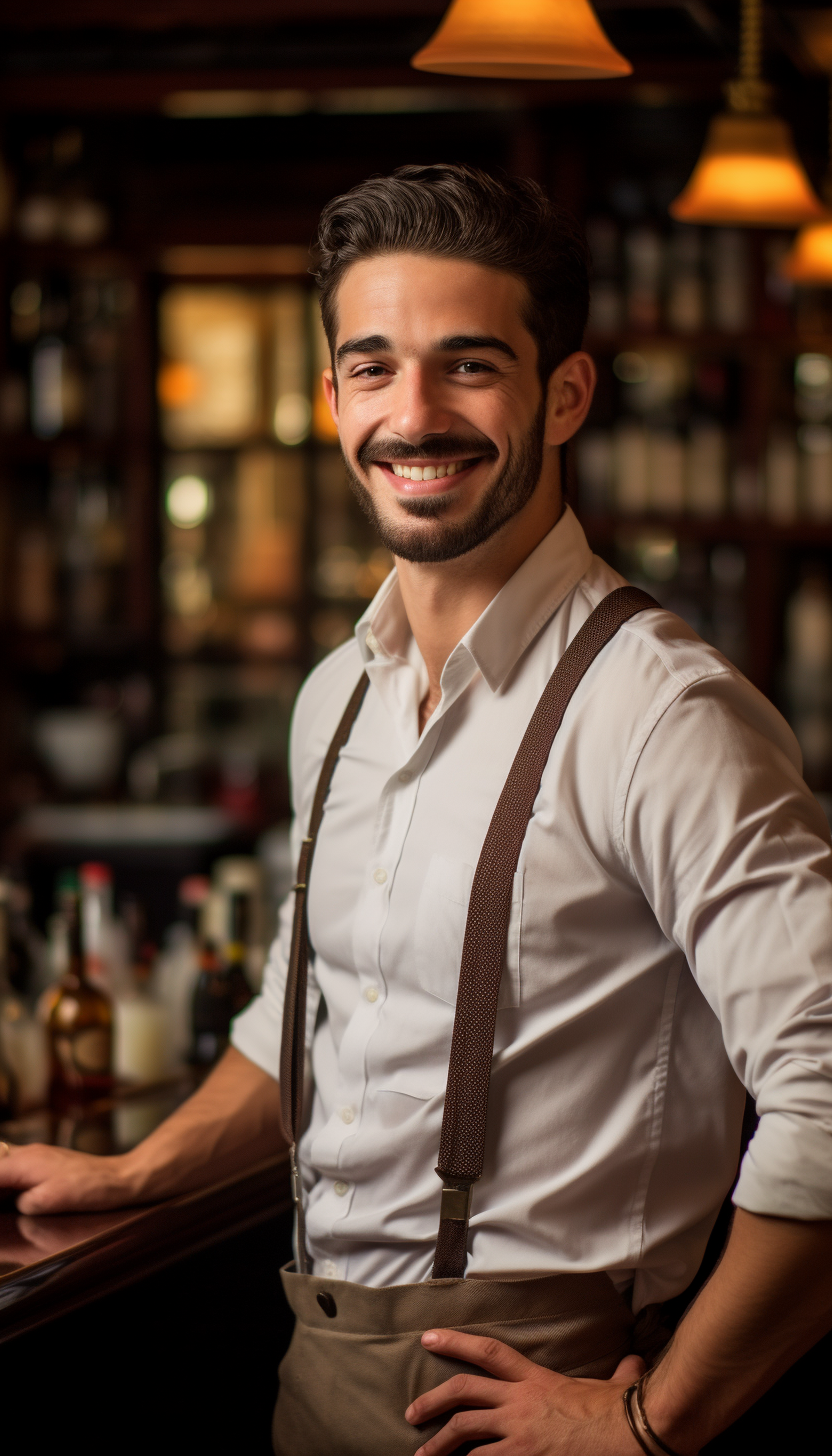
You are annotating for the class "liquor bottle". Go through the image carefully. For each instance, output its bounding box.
[48,886,113,1104]
[0,892,20,1120]
[190,890,253,1067]
[223,891,255,1017]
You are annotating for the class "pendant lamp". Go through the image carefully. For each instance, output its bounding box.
[411,0,632,80]
[781,80,832,284]
[670,0,823,227]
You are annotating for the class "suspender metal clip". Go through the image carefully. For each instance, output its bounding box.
[290,1145,303,1207]
[440,1179,474,1223]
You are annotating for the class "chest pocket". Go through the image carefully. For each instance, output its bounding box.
[414,853,521,1008]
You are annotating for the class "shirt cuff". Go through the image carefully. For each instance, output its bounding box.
[733,1111,832,1219]
[230,995,281,1081]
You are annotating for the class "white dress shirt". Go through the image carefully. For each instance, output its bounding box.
[233,506,832,1310]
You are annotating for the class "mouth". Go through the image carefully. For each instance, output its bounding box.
[374,457,484,492]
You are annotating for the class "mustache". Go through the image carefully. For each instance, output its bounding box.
[356,434,499,468]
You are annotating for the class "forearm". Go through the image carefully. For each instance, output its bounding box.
[645,1208,832,1453]
[117,1047,287,1202]
[0,1046,287,1215]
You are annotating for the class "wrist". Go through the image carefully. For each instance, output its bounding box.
[623,1374,702,1456]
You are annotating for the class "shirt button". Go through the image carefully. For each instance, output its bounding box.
[363,985,379,1003]
[323,1260,339,1278]
[340,1106,355,1125]
[398,769,412,784]
[333,1180,349,1196]
[365,629,381,654]
[373,868,388,885]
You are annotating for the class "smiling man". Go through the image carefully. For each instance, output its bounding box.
[3,164,832,1456]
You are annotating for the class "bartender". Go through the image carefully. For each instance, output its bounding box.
[3,164,832,1456]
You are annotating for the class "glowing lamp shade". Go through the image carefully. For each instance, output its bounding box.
[411,0,632,79]
[670,113,824,228]
[780,218,832,284]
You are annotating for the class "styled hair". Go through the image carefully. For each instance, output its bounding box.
[314,163,590,386]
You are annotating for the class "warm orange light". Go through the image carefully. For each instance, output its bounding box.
[780,216,832,284]
[157,360,202,409]
[669,113,824,227]
[411,0,632,79]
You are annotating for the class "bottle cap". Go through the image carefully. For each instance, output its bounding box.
[79,861,112,888]
[179,874,210,909]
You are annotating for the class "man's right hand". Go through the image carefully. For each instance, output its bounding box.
[0,1048,286,1217]
[0,1141,136,1215]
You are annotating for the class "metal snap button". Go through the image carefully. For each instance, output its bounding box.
[317,1291,338,1318]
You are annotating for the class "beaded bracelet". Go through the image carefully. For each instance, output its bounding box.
[623,1376,684,1456]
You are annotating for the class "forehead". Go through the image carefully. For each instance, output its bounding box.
[333,253,532,347]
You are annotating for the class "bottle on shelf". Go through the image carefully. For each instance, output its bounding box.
[153,874,208,1068]
[0,887,21,1120]
[79,861,130,997]
[0,876,49,1113]
[190,888,253,1068]
[112,896,170,1086]
[48,883,113,1105]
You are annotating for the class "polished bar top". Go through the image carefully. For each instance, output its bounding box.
[0,1079,291,1344]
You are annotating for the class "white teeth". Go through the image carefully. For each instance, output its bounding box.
[391,460,470,480]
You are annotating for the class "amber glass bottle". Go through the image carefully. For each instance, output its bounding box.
[48,888,113,1104]
[191,891,253,1067]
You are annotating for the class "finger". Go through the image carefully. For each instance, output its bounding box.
[414,1407,503,1456]
[612,1354,647,1385]
[421,1330,536,1381]
[406,1373,506,1425]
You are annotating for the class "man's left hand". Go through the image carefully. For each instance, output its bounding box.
[404,1329,646,1456]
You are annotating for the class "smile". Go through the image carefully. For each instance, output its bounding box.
[379,457,481,483]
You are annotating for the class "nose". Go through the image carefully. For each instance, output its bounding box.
[386,362,453,445]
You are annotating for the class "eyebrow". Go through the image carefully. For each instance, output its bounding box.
[335,334,391,365]
[335,332,519,367]
[436,334,518,361]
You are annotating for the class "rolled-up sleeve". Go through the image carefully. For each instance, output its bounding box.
[624,668,832,1219]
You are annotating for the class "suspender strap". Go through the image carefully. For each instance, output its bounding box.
[280,673,369,1272]
[432,584,657,1278]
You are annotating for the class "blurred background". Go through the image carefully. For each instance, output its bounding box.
[4,0,832,1120]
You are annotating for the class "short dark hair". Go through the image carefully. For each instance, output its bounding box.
[314,163,589,387]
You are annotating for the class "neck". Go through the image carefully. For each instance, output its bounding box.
[394,462,562,733]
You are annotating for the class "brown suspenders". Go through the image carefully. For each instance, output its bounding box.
[280,585,658,1280]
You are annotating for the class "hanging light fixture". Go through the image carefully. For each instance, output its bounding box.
[781,79,832,284]
[411,0,632,80]
[670,0,823,227]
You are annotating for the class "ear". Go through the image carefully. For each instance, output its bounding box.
[543,352,596,448]
[322,368,340,430]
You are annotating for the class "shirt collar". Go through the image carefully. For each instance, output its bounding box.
[355,505,593,692]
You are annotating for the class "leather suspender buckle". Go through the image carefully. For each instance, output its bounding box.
[440,1181,474,1222]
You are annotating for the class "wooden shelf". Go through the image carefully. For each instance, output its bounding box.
[582,514,832,546]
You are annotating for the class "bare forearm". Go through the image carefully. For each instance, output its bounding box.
[646,1208,832,1452]
[118,1047,287,1201]
[0,1047,287,1215]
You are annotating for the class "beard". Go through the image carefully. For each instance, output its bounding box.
[341,405,546,564]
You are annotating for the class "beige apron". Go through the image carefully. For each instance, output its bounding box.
[273,586,658,1456]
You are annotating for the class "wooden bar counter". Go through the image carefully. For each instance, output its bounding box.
[0,1080,294,1453]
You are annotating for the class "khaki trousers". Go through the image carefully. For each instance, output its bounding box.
[273,1265,637,1456]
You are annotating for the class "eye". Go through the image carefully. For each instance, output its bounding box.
[353,363,388,379]
[453,360,494,375]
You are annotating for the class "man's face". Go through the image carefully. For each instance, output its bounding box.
[323,253,555,564]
